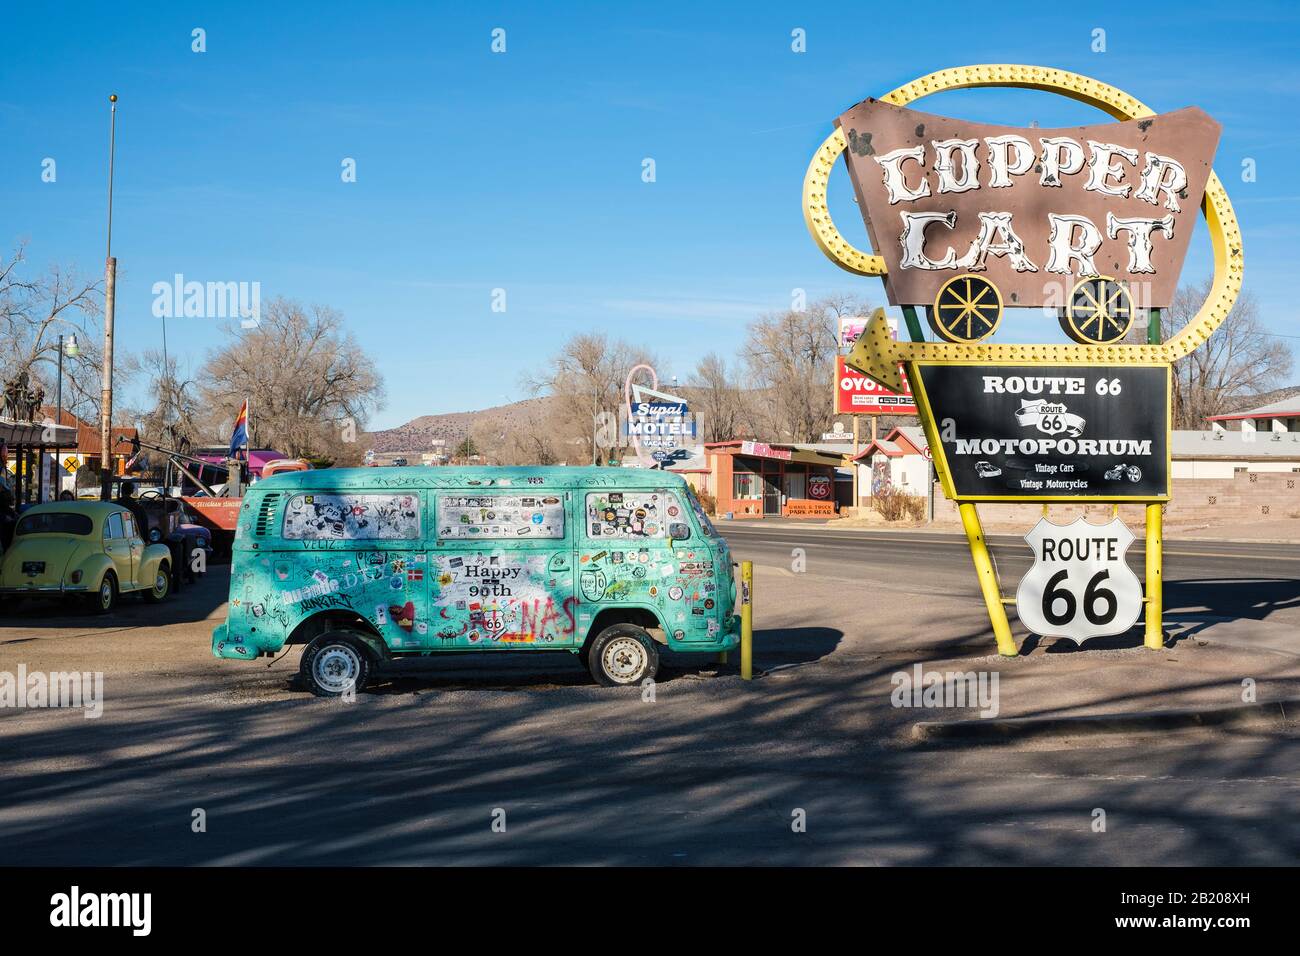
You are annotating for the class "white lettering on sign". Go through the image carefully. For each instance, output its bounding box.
[1015,516,1142,641]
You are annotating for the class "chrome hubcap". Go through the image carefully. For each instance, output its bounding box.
[314,644,361,694]
[602,637,647,683]
[100,581,112,607]
[155,572,167,595]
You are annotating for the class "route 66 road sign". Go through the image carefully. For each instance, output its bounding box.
[1015,516,1143,641]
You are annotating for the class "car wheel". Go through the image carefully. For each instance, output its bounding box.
[586,624,658,687]
[143,564,170,603]
[92,571,118,615]
[300,631,373,698]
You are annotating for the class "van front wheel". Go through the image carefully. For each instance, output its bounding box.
[300,632,372,698]
[587,624,658,687]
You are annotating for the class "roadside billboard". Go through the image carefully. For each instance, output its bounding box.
[835,356,916,415]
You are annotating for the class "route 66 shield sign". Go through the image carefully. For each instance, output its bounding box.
[1014,516,1143,641]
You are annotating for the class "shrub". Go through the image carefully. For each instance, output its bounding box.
[873,489,925,522]
[695,489,718,515]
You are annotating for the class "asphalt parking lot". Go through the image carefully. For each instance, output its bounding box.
[2,525,1298,865]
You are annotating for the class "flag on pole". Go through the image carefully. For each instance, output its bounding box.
[228,399,249,458]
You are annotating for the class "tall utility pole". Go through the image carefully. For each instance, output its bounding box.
[99,93,118,500]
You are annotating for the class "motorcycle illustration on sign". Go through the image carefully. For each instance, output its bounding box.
[1014,517,1143,641]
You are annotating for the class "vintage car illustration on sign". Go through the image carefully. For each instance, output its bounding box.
[212,466,739,695]
[0,501,175,612]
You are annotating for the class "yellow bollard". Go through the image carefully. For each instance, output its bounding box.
[1144,502,1164,649]
[959,502,1018,657]
[740,560,753,680]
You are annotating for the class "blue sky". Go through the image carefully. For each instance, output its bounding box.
[3,1,1298,430]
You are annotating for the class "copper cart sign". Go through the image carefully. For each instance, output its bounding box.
[803,64,1243,658]
[837,99,1220,324]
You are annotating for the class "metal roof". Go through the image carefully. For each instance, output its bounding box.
[1206,399,1300,421]
[1171,429,1300,458]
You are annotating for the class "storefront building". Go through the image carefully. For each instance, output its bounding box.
[703,440,849,518]
[852,426,931,505]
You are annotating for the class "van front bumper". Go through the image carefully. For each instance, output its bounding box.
[212,624,260,660]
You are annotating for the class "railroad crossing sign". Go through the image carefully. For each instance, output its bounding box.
[804,64,1242,657]
[1015,517,1143,641]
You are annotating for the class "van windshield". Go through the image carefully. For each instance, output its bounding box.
[684,487,716,537]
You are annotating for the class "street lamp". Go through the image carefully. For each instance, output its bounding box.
[56,333,79,424]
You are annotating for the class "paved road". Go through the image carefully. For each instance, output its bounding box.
[717,521,1300,641]
[0,525,1297,865]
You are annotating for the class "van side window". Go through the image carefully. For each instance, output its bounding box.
[584,491,681,539]
[437,494,564,540]
[281,493,421,540]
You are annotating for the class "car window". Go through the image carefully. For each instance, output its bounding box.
[15,512,93,536]
[282,492,421,540]
[104,512,124,540]
[585,491,680,539]
[121,513,137,540]
[437,494,564,540]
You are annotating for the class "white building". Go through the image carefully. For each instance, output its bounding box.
[1206,397,1300,436]
[851,425,1300,491]
[1171,429,1300,479]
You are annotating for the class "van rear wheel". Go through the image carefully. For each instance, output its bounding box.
[587,624,658,687]
[300,631,372,698]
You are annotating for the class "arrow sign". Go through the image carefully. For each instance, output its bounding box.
[844,307,1219,393]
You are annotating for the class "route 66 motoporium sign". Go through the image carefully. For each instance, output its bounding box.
[915,363,1170,501]
[1015,517,1143,641]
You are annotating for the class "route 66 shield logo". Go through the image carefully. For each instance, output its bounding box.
[1014,516,1143,641]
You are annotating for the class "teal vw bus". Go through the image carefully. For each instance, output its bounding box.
[212,466,738,695]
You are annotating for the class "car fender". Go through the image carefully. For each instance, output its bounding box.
[73,551,115,589]
[141,542,173,578]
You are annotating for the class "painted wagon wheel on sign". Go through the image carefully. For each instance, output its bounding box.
[926,273,1003,343]
[1060,275,1135,344]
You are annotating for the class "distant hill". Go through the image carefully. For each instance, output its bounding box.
[1221,384,1300,414]
[364,396,561,453]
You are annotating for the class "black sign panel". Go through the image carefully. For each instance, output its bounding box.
[915,364,1169,500]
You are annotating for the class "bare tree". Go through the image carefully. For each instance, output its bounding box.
[0,242,105,421]
[1162,280,1293,428]
[742,293,872,442]
[199,298,385,463]
[687,352,743,443]
[525,332,659,464]
[121,348,204,452]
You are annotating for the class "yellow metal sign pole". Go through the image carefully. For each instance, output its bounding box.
[1144,503,1164,649]
[909,371,1017,656]
[960,502,1018,657]
[740,559,753,680]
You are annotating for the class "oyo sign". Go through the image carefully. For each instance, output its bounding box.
[1015,517,1143,641]
[835,356,916,415]
[836,99,1219,310]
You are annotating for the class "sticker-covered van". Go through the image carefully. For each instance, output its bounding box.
[212,466,738,695]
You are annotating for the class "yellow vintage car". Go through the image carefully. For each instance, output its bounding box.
[0,501,173,613]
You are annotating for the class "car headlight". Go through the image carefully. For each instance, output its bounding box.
[149,528,161,542]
